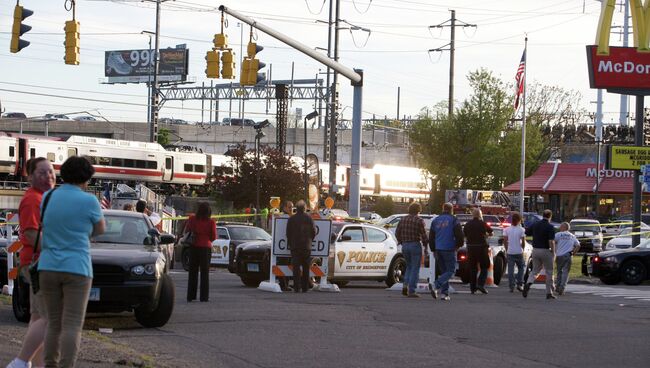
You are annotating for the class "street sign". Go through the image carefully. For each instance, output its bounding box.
[272,217,331,257]
[607,145,650,170]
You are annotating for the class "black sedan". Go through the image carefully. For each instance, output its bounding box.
[582,239,650,285]
[13,210,176,328]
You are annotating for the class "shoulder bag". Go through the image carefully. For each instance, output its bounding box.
[29,188,56,295]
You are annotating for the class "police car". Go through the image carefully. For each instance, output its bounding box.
[233,220,405,288]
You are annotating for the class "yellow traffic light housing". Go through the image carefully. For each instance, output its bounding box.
[221,50,235,79]
[205,50,220,78]
[214,33,228,49]
[240,40,265,86]
[64,20,80,65]
[10,5,33,53]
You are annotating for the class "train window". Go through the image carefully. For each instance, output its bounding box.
[195,165,205,172]
[30,148,35,158]
[184,164,192,172]
[341,174,344,181]
[135,160,146,169]
[165,157,172,168]
[111,158,123,167]
[86,156,96,164]
[68,148,77,157]
[363,178,367,185]
[47,153,55,162]
[97,157,110,165]
[147,161,157,169]
[124,159,135,168]
[9,146,14,157]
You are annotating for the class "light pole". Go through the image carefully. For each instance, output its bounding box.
[141,30,155,127]
[254,119,270,223]
[304,111,319,203]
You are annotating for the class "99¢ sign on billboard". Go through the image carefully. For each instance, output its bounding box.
[104,48,189,84]
[272,217,332,257]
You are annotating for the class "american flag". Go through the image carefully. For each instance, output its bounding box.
[514,49,526,111]
[100,183,111,209]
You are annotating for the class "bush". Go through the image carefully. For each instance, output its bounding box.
[373,196,395,218]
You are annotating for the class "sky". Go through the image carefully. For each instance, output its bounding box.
[0,0,634,126]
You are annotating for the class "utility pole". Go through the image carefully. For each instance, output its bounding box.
[328,0,341,199]
[396,86,400,121]
[429,10,476,117]
[148,0,168,143]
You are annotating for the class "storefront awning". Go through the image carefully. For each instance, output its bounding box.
[502,162,635,195]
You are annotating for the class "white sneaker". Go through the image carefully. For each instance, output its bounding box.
[6,358,30,368]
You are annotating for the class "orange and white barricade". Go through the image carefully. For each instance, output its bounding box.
[485,248,498,288]
[258,216,339,293]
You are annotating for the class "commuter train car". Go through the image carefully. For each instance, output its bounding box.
[0,132,430,200]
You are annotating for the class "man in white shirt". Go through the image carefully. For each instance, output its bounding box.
[554,222,580,295]
[504,212,526,292]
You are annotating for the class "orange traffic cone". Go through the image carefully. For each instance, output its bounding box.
[535,269,547,282]
[485,248,497,288]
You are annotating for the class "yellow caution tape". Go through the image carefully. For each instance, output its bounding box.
[161,213,261,221]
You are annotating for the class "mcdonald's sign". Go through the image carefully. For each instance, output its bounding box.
[587,0,650,92]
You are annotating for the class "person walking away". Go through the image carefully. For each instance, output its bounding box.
[464,208,493,294]
[554,222,580,296]
[278,200,294,291]
[286,200,316,292]
[504,212,526,292]
[38,156,105,368]
[395,202,428,298]
[429,203,464,301]
[7,158,55,368]
[523,209,557,299]
[184,202,216,302]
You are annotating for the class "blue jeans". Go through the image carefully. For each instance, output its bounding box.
[507,253,525,290]
[434,250,457,295]
[402,242,422,293]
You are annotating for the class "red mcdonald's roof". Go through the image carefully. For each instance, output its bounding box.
[502,162,635,195]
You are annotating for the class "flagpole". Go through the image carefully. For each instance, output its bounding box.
[519,36,528,214]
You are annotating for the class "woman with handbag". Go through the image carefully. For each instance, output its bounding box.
[184,202,216,302]
[38,156,105,368]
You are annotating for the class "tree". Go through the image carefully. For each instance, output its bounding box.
[157,127,171,146]
[409,69,585,207]
[212,145,304,209]
[373,196,395,218]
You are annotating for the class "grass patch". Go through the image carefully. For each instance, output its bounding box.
[0,294,10,305]
[570,255,585,280]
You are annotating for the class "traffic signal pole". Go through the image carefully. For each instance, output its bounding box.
[218,5,364,217]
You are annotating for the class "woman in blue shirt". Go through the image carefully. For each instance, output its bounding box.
[39,156,105,368]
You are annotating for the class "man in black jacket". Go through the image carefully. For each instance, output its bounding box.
[464,208,493,294]
[286,200,316,292]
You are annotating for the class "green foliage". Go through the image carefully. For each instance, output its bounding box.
[373,196,395,218]
[157,128,171,146]
[212,145,303,209]
[410,68,584,206]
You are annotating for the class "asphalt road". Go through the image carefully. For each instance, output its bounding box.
[87,268,650,368]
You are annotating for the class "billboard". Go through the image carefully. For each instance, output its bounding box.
[104,48,189,84]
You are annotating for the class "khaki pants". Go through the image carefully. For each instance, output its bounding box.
[21,267,46,317]
[40,271,92,368]
[526,248,555,295]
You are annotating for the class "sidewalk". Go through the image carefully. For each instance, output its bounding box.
[0,296,161,368]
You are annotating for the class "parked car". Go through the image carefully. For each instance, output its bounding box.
[1,112,27,119]
[43,113,73,120]
[376,214,436,234]
[582,239,650,285]
[360,211,382,223]
[223,117,256,126]
[604,223,650,250]
[73,115,97,121]
[616,213,650,226]
[233,220,405,288]
[175,222,272,272]
[455,227,532,285]
[570,219,603,253]
[12,210,176,327]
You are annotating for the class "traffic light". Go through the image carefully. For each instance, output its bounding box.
[205,50,220,78]
[213,33,227,49]
[64,20,80,65]
[221,49,235,79]
[10,5,33,53]
[240,41,265,86]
